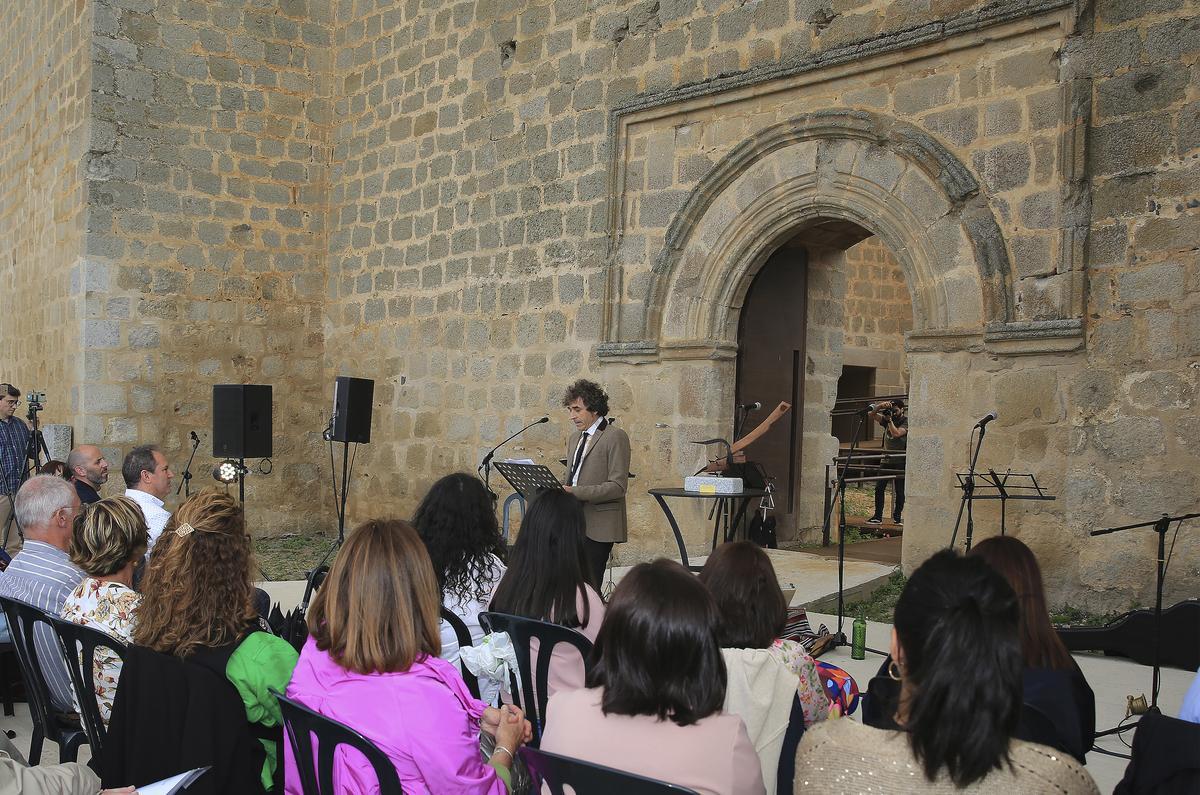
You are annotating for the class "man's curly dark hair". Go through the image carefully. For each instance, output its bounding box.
[562,379,609,417]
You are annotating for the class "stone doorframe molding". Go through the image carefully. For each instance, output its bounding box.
[599,110,1014,362]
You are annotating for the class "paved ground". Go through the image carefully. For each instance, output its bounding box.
[2,556,1192,793]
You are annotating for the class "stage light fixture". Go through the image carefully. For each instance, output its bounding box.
[213,459,240,484]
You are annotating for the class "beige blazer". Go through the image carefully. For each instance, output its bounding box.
[565,422,630,543]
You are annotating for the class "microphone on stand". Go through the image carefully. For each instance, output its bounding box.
[178,430,202,497]
[321,412,336,442]
[974,411,998,429]
[739,401,762,411]
[479,417,550,496]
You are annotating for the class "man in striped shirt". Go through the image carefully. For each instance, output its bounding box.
[0,383,31,558]
[0,474,83,711]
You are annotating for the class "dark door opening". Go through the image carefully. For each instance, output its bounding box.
[833,365,876,444]
[735,247,806,524]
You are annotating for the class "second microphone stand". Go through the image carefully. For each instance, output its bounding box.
[177,432,200,498]
[949,420,991,551]
[1090,511,1196,713]
[478,417,549,499]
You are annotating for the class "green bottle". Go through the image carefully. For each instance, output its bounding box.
[851,615,867,660]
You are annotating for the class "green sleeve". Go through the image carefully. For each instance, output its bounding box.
[226,632,300,789]
[486,759,513,793]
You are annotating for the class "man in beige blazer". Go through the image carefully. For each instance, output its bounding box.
[561,379,630,587]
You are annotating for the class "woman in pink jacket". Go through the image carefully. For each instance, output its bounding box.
[284,519,531,794]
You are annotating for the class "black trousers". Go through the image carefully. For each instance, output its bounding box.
[874,475,905,521]
[584,538,613,589]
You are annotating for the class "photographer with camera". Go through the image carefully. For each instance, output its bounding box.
[866,398,907,527]
[0,383,32,558]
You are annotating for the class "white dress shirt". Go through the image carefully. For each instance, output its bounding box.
[569,416,605,486]
[124,487,171,549]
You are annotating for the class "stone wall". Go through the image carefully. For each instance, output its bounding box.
[842,237,912,396]
[0,0,92,428]
[79,0,333,530]
[1,0,1196,606]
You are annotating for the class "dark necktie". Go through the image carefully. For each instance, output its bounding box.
[569,432,588,485]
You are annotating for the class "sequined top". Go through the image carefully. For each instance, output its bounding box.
[794,717,1099,794]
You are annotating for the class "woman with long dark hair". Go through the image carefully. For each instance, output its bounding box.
[413,473,507,693]
[541,558,764,795]
[489,488,604,697]
[794,550,1097,793]
[969,535,1096,762]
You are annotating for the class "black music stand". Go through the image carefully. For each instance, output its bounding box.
[493,461,562,500]
[951,470,1056,546]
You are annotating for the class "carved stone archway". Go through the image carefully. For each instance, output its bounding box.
[601,110,1013,360]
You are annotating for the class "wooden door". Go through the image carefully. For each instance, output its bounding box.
[735,248,806,523]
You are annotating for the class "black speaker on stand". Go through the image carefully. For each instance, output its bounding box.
[302,377,375,622]
[212,384,273,504]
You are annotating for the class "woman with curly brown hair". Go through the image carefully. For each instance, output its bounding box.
[135,490,298,791]
[61,495,148,725]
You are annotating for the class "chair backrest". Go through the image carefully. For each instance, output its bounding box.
[478,611,594,745]
[51,618,127,755]
[439,607,480,700]
[521,747,701,795]
[1114,709,1200,795]
[272,689,404,795]
[0,596,64,740]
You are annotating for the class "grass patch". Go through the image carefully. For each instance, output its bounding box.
[1050,604,1131,628]
[254,533,338,581]
[843,569,907,623]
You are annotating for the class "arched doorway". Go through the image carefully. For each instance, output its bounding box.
[734,221,913,541]
[600,111,1011,561]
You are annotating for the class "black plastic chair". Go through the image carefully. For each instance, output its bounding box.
[1,639,15,716]
[521,746,701,794]
[51,618,127,757]
[0,596,87,763]
[440,607,481,700]
[272,688,403,794]
[1114,709,1200,794]
[478,611,594,746]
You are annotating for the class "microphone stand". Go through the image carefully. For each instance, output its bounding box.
[1091,511,1196,712]
[821,406,871,649]
[177,433,200,497]
[949,421,989,551]
[478,417,548,499]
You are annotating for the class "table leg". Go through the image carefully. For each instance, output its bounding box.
[654,494,693,570]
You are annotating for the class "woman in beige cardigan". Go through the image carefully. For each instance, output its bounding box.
[794,550,1097,794]
[541,559,765,795]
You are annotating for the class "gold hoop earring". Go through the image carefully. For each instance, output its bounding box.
[887,660,903,681]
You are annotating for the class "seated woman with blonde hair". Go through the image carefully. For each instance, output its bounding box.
[135,490,299,791]
[285,518,531,793]
[60,496,149,726]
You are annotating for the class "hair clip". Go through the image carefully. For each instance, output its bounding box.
[175,522,196,538]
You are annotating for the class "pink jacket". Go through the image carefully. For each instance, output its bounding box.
[284,637,505,794]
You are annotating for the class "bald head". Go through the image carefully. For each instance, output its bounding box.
[68,445,110,488]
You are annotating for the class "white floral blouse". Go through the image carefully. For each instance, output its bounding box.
[60,578,141,725]
[772,638,833,727]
